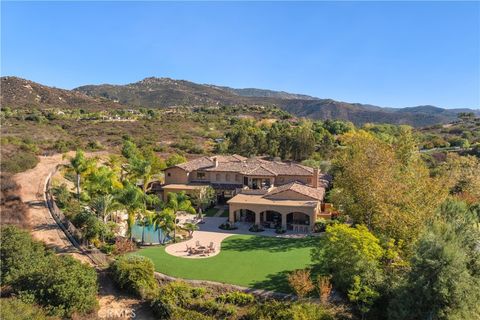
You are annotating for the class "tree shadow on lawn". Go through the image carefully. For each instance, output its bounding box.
[222,235,320,253]
[250,270,292,293]
[251,265,323,295]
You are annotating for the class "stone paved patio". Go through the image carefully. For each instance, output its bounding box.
[164,216,313,259]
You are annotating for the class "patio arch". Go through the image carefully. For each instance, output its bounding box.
[231,208,258,224]
[287,212,312,233]
[259,210,283,229]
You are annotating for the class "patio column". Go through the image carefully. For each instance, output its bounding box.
[255,212,260,225]
[309,212,316,232]
[229,210,235,224]
[281,213,287,230]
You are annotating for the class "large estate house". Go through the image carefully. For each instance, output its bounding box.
[159,155,334,232]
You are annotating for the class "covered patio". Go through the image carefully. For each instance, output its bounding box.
[227,193,320,232]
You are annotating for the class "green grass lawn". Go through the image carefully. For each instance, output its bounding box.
[203,208,219,217]
[136,235,319,293]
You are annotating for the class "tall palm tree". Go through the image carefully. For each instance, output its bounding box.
[118,183,145,240]
[69,150,95,199]
[166,192,196,242]
[153,208,176,244]
[90,194,121,224]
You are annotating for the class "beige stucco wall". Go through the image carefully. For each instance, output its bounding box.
[165,167,189,184]
[206,171,243,184]
[228,201,318,232]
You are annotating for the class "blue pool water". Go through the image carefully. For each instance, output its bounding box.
[131,223,167,244]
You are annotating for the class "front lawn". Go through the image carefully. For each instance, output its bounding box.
[135,235,319,293]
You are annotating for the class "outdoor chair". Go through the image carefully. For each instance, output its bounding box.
[195,240,201,247]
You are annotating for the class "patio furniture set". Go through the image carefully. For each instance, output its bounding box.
[185,241,216,256]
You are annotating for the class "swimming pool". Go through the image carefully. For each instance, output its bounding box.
[131,223,167,244]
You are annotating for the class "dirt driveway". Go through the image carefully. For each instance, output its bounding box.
[13,153,155,320]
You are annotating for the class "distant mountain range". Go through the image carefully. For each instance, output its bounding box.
[1,76,478,127]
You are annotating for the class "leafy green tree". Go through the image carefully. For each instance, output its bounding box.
[189,186,216,211]
[331,130,447,246]
[84,165,122,198]
[388,201,480,320]
[290,123,316,161]
[312,224,384,311]
[165,153,187,167]
[348,275,380,319]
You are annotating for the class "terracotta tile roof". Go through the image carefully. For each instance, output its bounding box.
[172,155,314,177]
[176,157,214,171]
[265,182,325,201]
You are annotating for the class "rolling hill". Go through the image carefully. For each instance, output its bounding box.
[2,76,478,127]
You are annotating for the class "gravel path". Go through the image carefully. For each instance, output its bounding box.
[13,153,155,320]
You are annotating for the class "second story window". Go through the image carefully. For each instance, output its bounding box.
[216,173,220,181]
[226,173,230,181]
[197,172,206,180]
[235,174,240,182]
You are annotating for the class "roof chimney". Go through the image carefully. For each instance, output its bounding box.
[313,168,320,188]
[213,157,218,168]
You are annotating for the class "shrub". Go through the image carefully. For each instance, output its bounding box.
[216,291,254,306]
[171,308,214,320]
[288,269,315,298]
[150,295,174,319]
[14,255,98,317]
[110,255,157,298]
[51,184,72,209]
[246,300,335,320]
[219,222,238,230]
[100,243,115,255]
[113,238,136,254]
[248,224,264,232]
[317,275,333,305]
[314,219,328,233]
[194,299,237,317]
[1,226,98,318]
[1,150,38,173]
[0,298,53,320]
[275,227,286,234]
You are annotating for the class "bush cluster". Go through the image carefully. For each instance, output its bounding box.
[110,255,158,299]
[0,226,98,318]
[216,291,255,306]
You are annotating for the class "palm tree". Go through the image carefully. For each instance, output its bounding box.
[69,150,95,199]
[118,183,145,240]
[90,194,121,224]
[166,192,196,242]
[182,222,199,238]
[153,208,176,244]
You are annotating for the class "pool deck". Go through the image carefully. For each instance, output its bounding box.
[164,216,312,259]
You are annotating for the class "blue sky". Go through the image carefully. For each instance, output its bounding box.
[1,1,479,109]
